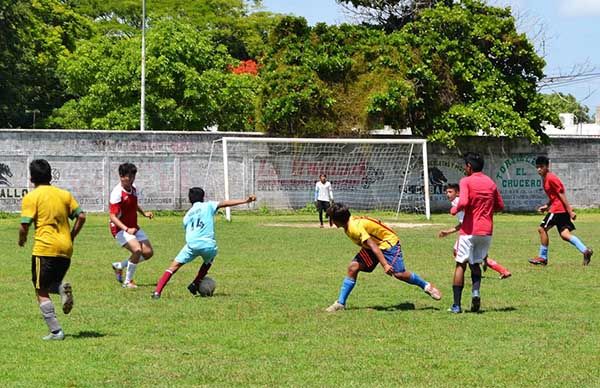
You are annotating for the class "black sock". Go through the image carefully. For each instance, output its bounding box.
[452,285,463,306]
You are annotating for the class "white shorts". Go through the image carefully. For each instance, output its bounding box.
[455,235,492,264]
[115,229,149,247]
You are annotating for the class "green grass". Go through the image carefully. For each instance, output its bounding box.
[1,212,599,387]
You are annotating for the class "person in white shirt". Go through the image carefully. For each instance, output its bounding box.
[314,174,334,228]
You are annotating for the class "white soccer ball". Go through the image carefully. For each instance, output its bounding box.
[198,277,216,297]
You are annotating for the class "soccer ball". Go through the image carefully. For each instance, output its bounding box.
[198,277,216,297]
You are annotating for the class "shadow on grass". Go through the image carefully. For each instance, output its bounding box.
[67,331,106,339]
[352,302,441,312]
[465,306,517,314]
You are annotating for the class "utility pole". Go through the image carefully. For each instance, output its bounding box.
[140,0,146,131]
[25,109,40,129]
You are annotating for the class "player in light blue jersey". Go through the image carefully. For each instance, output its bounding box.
[152,187,256,299]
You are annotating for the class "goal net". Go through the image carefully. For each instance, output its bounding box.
[205,137,430,220]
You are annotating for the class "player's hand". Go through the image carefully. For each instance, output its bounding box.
[537,205,548,213]
[569,211,577,220]
[126,227,138,235]
[144,211,154,219]
[450,206,457,215]
[383,264,393,275]
[438,230,449,238]
[18,237,26,247]
[247,195,257,203]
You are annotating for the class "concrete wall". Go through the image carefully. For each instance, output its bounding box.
[1,129,598,213]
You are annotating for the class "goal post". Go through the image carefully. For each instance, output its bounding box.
[216,137,430,220]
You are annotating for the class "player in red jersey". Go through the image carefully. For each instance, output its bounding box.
[529,156,593,266]
[109,163,154,288]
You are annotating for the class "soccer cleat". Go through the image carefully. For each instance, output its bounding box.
[424,283,442,300]
[112,262,123,283]
[448,304,462,314]
[325,301,345,312]
[122,280,138,289]
[42,330,65,341]
[528,257,548,266]
[499,271,512,280]
[471,295,481,313]
[151,291,161,300]
[187,282,199,296]
[583,249,593,266]
[59,283,74,315]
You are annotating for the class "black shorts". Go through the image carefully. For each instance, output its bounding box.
[540,213,575,233]
[316,200,331,212]
[31,256,70,291]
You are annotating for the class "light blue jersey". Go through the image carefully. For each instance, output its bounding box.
[175,201,219,265]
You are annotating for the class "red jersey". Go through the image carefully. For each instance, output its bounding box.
[543,172,567,213]
[452,172,504,236]
[109,183,139,236]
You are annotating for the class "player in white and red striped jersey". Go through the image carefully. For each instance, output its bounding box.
[109,163,154,289]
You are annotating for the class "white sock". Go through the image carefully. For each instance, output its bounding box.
[125,262,138,283]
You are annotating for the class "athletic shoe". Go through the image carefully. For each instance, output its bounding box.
[42,330,65,341]
[583,249,593,266]
[187,282,199,296]
[59,283,73,315]
[325,301,345,312]
[424,283,442,300]
[448,304,462,314]
[528,257,548,266]
[151,291,161,300]
[499,271,512,279]
[471,295,481,313]
[111,262,123,283]
[122,280,138,289]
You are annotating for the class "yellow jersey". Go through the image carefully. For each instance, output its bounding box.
[345,216,399,250]
[20,185,82,258]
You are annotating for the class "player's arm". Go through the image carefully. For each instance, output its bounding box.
[328,184,334,203]
[18,222,30,247]
[556,191,576,220]
[438,223,460,238]
[217,195,256,209]
[19,196,34,247]
[70,211,86,242]
[494,187,505,212]
[137,204,153,219]
[451,181,469,215]
[364,238,393,275]
[109,212,135,234]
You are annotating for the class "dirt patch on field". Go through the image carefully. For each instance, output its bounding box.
[262,222,440,229]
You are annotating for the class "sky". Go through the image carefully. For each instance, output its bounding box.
[260,0,600,116]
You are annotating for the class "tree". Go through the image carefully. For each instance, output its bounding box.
[542,93,592,124]
[0,0,92,128]
[49,19,258,130]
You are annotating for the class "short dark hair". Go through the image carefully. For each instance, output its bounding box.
[118,163,137,177]
[445,183,460,192]
[188,187,205,203]
[30,159,52,184]
[326,202,351,223]
[535,155,550,166]
[320,174,327,179]
[463,152,484,172]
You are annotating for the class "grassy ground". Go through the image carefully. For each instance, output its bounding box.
[0,211,598,387]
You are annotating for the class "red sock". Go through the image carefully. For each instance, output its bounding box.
[485,258,510,275]
[155,270,174,294]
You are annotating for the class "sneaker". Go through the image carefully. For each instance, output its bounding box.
[583,249,593,266]
[471,295,481,312]
[151,291,161,300]
[122,280,138,289]
[42,330,65,341]
[325,301,345,312]
[59,283,73,315]
[499,271,512,279]
[528,257,548,266]
[448,304,462,314]
[112,262,123,283]
[187,282,199,296]
[424,283,442,300]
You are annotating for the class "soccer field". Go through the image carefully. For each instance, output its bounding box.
[1,212,598,386]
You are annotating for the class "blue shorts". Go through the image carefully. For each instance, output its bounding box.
[353,243,405,273]
[175,244,217,265]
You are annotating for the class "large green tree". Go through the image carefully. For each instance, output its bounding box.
[49,19,258,130]
[542,92,592,124]
[0,0,92,128]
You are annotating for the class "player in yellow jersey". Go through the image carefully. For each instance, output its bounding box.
[325,203,441,312]
[18,160,86,340]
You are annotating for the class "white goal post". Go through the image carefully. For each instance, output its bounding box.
[211,137,431,220]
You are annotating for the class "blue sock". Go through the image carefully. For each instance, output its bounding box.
[338,277,356,305]
[539,245,548,260]
[568,236,587,253]
[407,272,427,289]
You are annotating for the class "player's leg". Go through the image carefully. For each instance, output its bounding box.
[326,251,373,312]
[122,238,143,288]
[137,229,154,261]
[469,235,491,312]
[450,262,467,313]
[386,245,441,300]
[469,263,482,312]
[530,215,551,265]
[32,256,66,340]
[188,247,217,295]
[484,256,511,279]
[317,202,324,227]
[556,215,593,264]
